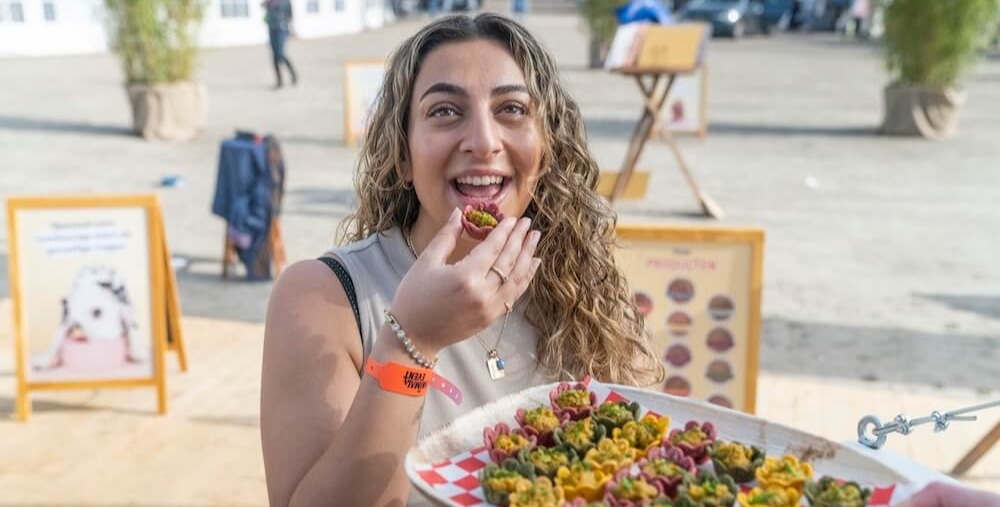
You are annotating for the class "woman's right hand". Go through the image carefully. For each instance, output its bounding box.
[389,208,542,354]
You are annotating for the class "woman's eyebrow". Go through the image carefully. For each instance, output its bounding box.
[491,84,529,97]
[419,83,530,101]
[420,82,466,101]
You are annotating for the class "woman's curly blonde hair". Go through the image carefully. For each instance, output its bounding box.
[338,13,664,387]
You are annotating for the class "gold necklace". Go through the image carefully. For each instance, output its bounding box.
[404,227,509,380]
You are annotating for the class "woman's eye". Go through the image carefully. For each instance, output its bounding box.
[499,103,528,115]
[429,105,460,117]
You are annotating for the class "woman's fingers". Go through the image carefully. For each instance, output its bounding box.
[483,218,532,288]
[497,229,541,303]
[420,208,463,264]
[460,216,518,271]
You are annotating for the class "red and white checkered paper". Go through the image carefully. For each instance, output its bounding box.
[411,380,903,507]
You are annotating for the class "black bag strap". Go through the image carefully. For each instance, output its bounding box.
[317,257,362,337]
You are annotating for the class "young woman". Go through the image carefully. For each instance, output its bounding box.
[261,14,664,506]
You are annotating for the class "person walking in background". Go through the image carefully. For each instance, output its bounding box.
[848,0,870,38]
[263,0,298,89]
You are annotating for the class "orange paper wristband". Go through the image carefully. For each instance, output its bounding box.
[364,358,464,404]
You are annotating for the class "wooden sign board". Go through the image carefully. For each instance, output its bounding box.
[6,194,186,421]
[344,60,386,146]
[615,225,764,413]
[598,170,649,200]
[637,23,710,71]
[605,22,710,73]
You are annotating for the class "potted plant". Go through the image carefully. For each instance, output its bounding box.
[580,0,629,67]
[104,0,206,141]
[881,0,999,139]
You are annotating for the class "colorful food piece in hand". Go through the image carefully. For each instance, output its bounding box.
[604,469,666,506]
[508,476,566,507]
[550,382,598,421]
[517,444,578,478]
[755,455,814,491]
[584,437,640,475]
[554,417,606,455]
[709,441,765,483]
[555,461,613,502]
[675,472,738,507]
[804,477,871,507]
[613,413,671,455]
[737,486,802,507]
[594,400,642,433]
[485,422,539,464]
[668,421,717,465]
[637,444,698,499]
[516,406,569,447]
[462,203,504,240]
[480,460,536,506]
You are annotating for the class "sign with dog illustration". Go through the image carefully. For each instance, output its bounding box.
[6,194,184,421]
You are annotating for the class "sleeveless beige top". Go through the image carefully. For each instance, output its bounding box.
[326,227,555,438]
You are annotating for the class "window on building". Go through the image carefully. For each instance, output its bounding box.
[220,0,250,18]
[334,0,346,12]
[43,0,56,21]
[307,0,320,13]
[0,1,25,23]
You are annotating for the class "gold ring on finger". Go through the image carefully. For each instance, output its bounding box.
[490,266,509,284]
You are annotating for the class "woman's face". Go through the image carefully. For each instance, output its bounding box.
[407,39,543,236]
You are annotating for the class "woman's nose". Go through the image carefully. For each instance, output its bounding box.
[460,108,502,159]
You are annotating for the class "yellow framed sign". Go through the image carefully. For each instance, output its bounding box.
[343,60,386,146]
[6,194,180,421]
[615,225,764,413]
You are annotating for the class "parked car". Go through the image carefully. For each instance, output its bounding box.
[761,0,794,29]
[415,0,480,13]
[678,0,775,38]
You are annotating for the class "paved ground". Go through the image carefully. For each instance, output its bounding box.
[0,8,998,503]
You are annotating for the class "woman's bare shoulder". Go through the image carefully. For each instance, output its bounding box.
[264,259,364,371]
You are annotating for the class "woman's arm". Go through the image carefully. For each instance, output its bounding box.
[261,260,432,506]
[262,211,541,506]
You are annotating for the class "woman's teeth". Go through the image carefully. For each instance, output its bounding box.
[455,175,504,186]
[454,175,505,198]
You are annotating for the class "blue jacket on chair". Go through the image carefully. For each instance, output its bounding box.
[211,136,277,280]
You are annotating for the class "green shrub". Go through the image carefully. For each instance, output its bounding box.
[580,0,630,44]
[884,0,1000,88]
[105,0,205,85]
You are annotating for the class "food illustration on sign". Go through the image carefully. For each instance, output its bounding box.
[707,395,733,409]
[665,344,692,368]
[667,278,695,304]
[708,296,734,321]
[706,360,734,384]
[664,375,692,397]
[667,312,692,337]
[706,328,735,353]
[634,292,654,317]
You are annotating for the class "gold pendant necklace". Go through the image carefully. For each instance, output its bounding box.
[404,227,508,380]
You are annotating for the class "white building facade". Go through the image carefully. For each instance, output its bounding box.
[0,0,393,58]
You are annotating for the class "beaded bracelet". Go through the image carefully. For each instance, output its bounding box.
[383,309,438,369]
